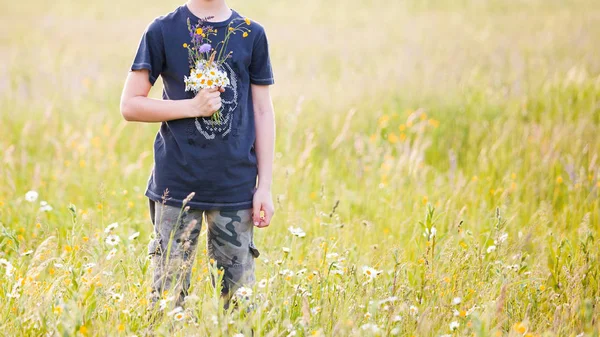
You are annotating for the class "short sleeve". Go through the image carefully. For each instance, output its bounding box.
[249,29,275,85]
[130,19,165,86]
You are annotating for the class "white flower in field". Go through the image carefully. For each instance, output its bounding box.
[106,234,120,246]
[326,252,339,260]
[25,190,39,202]
[232,334,244,337]
[106,248,117,260]
[452,297,461,305]
[392,315,402,322]
[210,315,218,325]
[274,259,284,266]
[282,247,291,253]
[330,269,344,276]
[279,269,294,277]
[440,335,452,337]
[409,305,419,316]
[39,201,53,212]
[360,323,381,334]
[159,296,175,311]
[453,309,460,316]
[258,278,268,288]
[390,327,401,335]
[311,306,321,314]
[423,227,436,240]
[362,266,382,281]
[128,232,140,240]
[296,268,307,276]
[111,293,123,302]
[167,306,183,317]
[0,258,15,277]
[105,222,119,233]
[288,226,306,238]
[487,245,496,254]
[449,321,459,331]
[286,331,297,337]
[21,250,34,256]
[234,286,252,299]
[497,232,508,243]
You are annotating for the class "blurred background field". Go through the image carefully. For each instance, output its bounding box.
[0,0,599,336]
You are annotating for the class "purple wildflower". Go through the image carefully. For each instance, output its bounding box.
[199,43,212,53]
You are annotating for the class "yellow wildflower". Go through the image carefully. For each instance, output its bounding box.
[513,322,527,334]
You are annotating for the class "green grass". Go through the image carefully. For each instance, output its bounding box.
[0,0,599,336]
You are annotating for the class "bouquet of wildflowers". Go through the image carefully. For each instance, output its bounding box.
[183,16,252,122]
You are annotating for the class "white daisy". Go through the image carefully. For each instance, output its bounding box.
[25,190,39,202]
[452,297,461,305]
[487,245,496,254]
[362,266,382,281]
[288,226,306,238]
[234,287,252,299]
[449,321,459,331]
[258,279,268,288]
[409,305,419,316]
[111,293,123,302]
[282,247,291,253]
[106,248,117,260]
[104,222,119,233]
[39,201,53,212]
[106,234,120,246]
[167,306,183,317]
[128,232,140,240]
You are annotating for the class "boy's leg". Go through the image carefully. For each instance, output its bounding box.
[205,208,260,303]
[148,200,204,309]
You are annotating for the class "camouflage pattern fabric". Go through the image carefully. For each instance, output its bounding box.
[147,199,260,309]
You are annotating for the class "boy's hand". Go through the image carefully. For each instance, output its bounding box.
[252,187,274,228]
[189,87,225,117]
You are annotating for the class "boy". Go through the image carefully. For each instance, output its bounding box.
[119,0,275,310]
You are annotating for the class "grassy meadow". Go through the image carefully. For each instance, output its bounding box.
[1,0,599,336]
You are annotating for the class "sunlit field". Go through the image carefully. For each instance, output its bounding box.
[1,0,599,336]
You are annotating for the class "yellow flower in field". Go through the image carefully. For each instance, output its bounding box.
[183,43,188,48]
[378,114,389,127]
[539,285,546,291]
[422,196,428,205]
[428,118,439,128]
[196,28,203,35]
[399,133,406,141]
[78,325,88,335]
[117,324,125,331]
[513,322,527,334]
[243,32,249,38]
[53,306,63,315]
[245,17,251,25]
[387,132,399,144]
[398,124,406,131]
[556,176,563,184]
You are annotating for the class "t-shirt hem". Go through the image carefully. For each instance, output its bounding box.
[145,189,253,211]
[250,77,275,85]
[131,63,158,85]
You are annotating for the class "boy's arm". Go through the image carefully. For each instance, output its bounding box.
[119,69,223,122]
[251,84,275,228]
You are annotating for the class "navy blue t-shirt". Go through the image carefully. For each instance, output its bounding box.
[130,4,274,210]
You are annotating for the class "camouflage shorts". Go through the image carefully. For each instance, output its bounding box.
[147,199,260,308]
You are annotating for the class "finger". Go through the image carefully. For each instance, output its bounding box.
[259,209,272,227]
[218,87,225,93]
[252,201,261,227]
